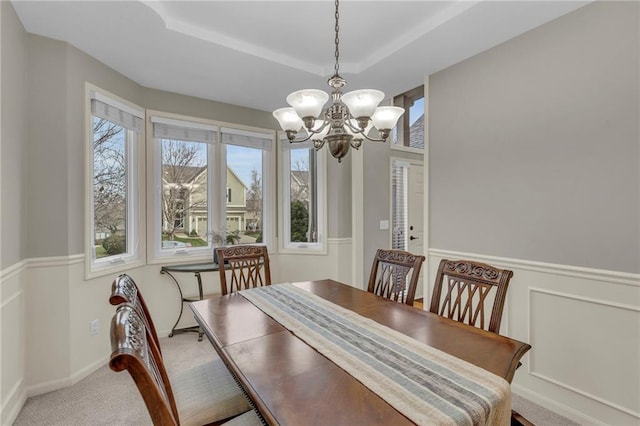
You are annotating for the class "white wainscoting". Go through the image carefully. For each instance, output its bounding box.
[427,249,640,426]
[274,238,354,287]
[0,239,354,424]
[1,260,27,425]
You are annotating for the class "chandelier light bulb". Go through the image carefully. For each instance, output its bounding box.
[371,106,405,130]
[273,107,304,132]
[286,89,329,119]
[341,89,385,119]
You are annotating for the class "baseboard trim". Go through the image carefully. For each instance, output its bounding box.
[1,378,26,426]
[25,376,73,398]
[69,355,111,386]
[512,384,602,426]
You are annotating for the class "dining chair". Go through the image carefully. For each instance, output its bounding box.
[109,303,261,426]
[110,274,162,353]
[216,245,271,295]
[429,259,513,334]
[367,249,426,305]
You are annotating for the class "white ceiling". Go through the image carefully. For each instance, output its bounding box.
[12,1,589,113]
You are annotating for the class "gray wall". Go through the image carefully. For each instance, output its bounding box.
[1,1,28,268]
[4,17,350,262]
[24,36,144,259]
[429,1,639,273]
[327,153,352,238]
[363,138,423,280]
[19,34,277,259]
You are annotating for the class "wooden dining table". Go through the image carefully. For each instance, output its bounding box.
[190,279,531,425]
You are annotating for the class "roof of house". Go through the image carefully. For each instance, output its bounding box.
[409,114,425,150]
[162,165,206,185]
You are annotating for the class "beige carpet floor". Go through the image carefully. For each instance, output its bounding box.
[13,332,578,425]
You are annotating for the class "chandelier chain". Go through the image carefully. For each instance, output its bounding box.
[334,0,340,76]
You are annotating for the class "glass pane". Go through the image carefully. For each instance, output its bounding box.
[160,139,209,250]
[289,148,317,243]
[226,144,264,244]
[409,97,424,149]
[93,116,127,259]
[391,161,408,251]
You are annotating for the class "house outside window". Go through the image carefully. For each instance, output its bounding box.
[86,86,145,277]
[393,85,425,151]
[149,113,274,262]
[279,138,326,252]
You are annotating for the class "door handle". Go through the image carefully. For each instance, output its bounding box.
[410,236,419,241]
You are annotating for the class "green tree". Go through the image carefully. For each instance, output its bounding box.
[290,200,309,242]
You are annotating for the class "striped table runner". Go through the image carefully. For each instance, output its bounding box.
[240,283,511,426]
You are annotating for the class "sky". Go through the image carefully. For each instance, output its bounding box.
[227,144,262,187]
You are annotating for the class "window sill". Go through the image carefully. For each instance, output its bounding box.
[279,246,327,256]
[390,144,425,155]
[85,258,146,280]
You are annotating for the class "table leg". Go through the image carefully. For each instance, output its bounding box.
[160,268,201,339]
[194,272,204,341]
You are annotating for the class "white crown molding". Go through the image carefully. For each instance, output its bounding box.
[142,1,325,76]
[141,0,479,77]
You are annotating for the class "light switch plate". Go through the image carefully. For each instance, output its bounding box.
[379,220,389,230]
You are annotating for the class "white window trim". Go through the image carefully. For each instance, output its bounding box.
[390,144,426,156]
[84,83,146,279]
[392,82,426,153]
[278,135,327,255]
[146,110,276,264]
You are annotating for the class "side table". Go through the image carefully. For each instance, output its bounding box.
[160,262,219,341]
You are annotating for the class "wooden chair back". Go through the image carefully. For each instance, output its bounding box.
[429,259,513,334]
[110,274,161,354]
[109,303,179,426]
[216,245,271,295]
[367,249,425,305]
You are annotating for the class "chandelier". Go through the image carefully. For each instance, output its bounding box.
[273,0,405,162]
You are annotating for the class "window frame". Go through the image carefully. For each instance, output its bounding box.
[278,135,327,254]
[390,158,410,251]
[84,84,146,279]
[146,110,276,264]
[391,84,425,155]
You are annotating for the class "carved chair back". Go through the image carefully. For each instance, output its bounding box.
[109,303,179,426]
[216,245,271,295]
[367,249,425,305]
[429,259,513,334]
[110,274,161,354]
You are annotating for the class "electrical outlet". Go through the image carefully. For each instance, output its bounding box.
[90,319,99,336]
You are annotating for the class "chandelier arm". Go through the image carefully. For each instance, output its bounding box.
[360,132,386,143]
[343,119,361,133]
[288,133,314,144]
[287,116,332,144]
[314,118,331,134]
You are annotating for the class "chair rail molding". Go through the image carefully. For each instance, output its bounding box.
[427,248,640,426]
[428,248,639,287]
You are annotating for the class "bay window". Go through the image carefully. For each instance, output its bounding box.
[148,112,275,263]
